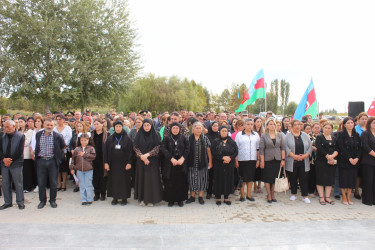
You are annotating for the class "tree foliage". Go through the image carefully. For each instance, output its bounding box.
[285,101,298,116]
[0,0,139,112]
[118,74,208,113]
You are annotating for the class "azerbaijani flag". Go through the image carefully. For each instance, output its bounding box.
[293,79,318,121]
[368,98,375,116]
[235,69,266,112]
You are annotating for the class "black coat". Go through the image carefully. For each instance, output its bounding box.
[35,131,66,167]
[336,130,361,168]
[160,134,190,179]
[360,130,375,166]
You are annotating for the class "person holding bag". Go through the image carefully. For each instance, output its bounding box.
[259,119,285,203]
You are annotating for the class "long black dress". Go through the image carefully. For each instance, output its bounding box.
[133,119,163,204]
[315,134,337,186]
[211,136,238,198]
[160,125,190,203]
[92,131,108,197]
[206,122,219,196]
[104,130,133,200]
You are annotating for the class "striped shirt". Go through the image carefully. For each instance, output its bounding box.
[38,130,54,158]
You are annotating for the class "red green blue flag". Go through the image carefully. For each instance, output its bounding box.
[293,79,318,121]
[235,69,265,112]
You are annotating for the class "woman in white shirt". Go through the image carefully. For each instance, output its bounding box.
[235,118,260,202]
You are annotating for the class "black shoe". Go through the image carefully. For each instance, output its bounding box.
[224,200,231,205]
[0,204,13,210]
[216,201,222,206]
[267,200,272,204]
[121,199,127,206]
[272,199,277,202]
[111,199,118,205]
[73,187,80,192]
[334,195,341,200]
[186,197,195,204]
[100,194,106,201]
[198,197,205,205]
[246,196,255,202]
[168,202,174,207]
[206,194,212,199]
[86,202,92,205]
[178,201,184,207]
[50,201,57,208]
[239,197,245,202]
[37,202,46,209]
[354,194,362,200]
[94,195,100,201]
[82,202,87,205]
[18,204,25,210]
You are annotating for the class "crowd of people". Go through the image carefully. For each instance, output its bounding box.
[1,108,375,210]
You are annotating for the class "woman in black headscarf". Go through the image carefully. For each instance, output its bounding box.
[160,122,190,207]
[133,118,163,207]
[104,120,133,206]
[211,126,238,205]
[205,121,219,199]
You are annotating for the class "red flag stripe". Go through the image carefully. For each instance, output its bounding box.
[254,78,264,90]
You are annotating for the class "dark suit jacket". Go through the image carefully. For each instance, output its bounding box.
[35,130,66,167]
[361,130,375,166]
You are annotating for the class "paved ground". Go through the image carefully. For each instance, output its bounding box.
[1,182,375,249]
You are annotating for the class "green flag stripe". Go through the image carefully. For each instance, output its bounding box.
[235,88,265,112]
[305,101,318,118]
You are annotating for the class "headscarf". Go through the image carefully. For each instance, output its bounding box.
[113,120,125,138]
[219,125,230,141]
[134,118,161,153]
[169,122,182,140]
[206,121,219,144]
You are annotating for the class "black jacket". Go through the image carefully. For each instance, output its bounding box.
[336,130,361,168]
[35,130,66,167]
[360,130,375,166]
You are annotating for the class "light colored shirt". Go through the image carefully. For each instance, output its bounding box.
[54,125,72,153]
[235,131,260,161]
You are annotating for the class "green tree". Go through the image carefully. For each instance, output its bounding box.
[66,0,140,112]
[285,101,298,116]
[0,0,72,111]
[0,0,139,112]
[280,79,290,115]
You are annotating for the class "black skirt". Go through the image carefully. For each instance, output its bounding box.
[315,161,336,186]
[339,167,357,189]
[261,160,281,184]
[238,160,256,182]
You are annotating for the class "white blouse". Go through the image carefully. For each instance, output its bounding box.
[53,125,72,153]
[235,131,260,161]
[23,129,33,159]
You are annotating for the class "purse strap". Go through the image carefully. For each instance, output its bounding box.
[277,164,287,179]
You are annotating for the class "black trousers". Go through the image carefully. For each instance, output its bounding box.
[37,158,58,203]
[308,163,316,194]
[288,164,309,197]
[362,164,375,205]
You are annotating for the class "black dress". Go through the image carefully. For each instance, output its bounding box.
[315,134,337,186]
[206,122,219,196]
[104,130,133,200]
[133,119,163,204]
[92,131,108,197]
[160,132,190,202]
[337,131,361,189]
[211,137,238,198]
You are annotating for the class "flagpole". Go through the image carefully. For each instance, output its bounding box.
[264,81,267,112]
